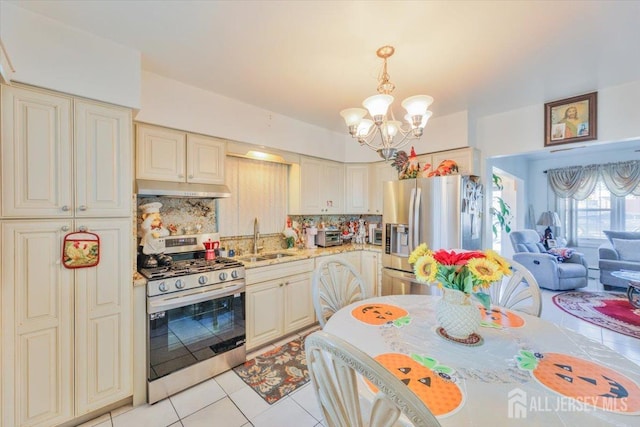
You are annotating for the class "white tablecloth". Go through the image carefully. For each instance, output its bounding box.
[323,295,640,426]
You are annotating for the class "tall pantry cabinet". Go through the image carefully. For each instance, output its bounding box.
[0,84,133,427]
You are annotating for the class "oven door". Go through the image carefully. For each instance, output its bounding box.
[147,280,246,384]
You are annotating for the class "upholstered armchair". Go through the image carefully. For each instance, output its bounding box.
[509,229,589,291]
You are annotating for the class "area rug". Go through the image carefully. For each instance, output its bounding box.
[233,335,310,404]
[552,291,640,339]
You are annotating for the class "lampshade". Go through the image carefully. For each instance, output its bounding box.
[362,94,394,118]
[537,211,561,227]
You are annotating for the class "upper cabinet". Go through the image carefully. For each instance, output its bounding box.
[345,164,369,214]
[136,123,225,184]
[369,162,397,215]
[1,84,132,218]
[431,147,480,176]
[290,156,344,214]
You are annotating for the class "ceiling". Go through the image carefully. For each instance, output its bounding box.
[8,0,640,144]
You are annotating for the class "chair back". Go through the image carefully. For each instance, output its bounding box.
[305,331,441,427]
[489,259,542,317]
[509,230,546,254]
[312,258,367,327]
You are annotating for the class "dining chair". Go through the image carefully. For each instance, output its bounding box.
[312,258,367,327]
[305,330,442,427]
[489,259,542,317]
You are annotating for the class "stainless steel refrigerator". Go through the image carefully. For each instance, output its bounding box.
[381,175,483,295]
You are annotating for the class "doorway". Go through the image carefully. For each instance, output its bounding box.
[491,167,519,257]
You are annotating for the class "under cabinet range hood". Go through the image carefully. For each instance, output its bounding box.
[136,179,231,198]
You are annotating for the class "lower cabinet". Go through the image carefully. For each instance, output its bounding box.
[0,219,132,427]
[360,251,381,298]
[245,259,315,350]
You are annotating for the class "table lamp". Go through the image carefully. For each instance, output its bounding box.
[537,211,561,248]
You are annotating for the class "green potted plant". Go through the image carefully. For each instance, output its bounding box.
[490,173,513,239]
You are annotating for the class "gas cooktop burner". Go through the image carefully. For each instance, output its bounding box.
[140,257,243,280]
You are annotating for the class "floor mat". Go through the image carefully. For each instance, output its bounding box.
[552,291,640,339]
[233,335,311,404]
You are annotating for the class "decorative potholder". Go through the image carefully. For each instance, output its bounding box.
[62,231,100,269]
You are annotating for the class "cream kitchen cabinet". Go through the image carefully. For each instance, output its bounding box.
[245,259,315,350]
[1,84,132,218]
[136,123,225,184]
[290,156,344,214]
[431,147,479,175]
[360,251,381,298]
[369,162,398,214]
[345,164,369,214]
[0,218,132,427]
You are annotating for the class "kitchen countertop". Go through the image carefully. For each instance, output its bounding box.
[132,244,383,286]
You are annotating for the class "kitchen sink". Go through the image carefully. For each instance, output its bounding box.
[261,252,296,260]
[237,255,268,262]
[237,252,295,263]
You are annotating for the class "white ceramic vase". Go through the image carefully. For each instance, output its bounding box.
[436,287,481,339]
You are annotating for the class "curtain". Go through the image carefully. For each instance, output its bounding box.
[547,160,640,200]
[218,157,289,237]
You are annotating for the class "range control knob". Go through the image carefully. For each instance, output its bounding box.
[231,270,239,279]
[158,282,168,293]
[219,272,228,281]
[198,275,208,285]
[175,279,185,289]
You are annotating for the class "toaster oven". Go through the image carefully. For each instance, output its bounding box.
[315,229,342,247]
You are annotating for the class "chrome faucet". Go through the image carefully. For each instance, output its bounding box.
[253,217,262,254]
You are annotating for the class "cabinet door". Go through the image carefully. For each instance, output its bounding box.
[1,220,74,427]
[75,100,132,217]
[284,273,314,333]
[345,165,369,214]
[246,280,284,350]
[370,162,397,214]
[431,147,478,175]
[1,85,73,217]
[74,218,132,415]
[323,161,344,213]
[186,134,225,184]
[360,252,380,298]
[136,124,186,182]
[299,157,323,213]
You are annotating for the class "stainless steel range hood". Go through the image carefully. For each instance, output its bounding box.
[136,179,231,198]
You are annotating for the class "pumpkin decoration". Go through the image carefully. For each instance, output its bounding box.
[369,353,463,416]
[479,306,524,328]
[517,350,640,413]
[351,303,408,326]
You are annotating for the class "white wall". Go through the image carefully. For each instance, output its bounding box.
[0,2,141,108]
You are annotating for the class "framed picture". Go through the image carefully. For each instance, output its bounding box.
[547,239,557,248]
[544,92,597,147]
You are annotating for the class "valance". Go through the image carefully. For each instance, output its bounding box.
[547,160,640,200]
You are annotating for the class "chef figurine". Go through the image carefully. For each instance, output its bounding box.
[139,202,172,266]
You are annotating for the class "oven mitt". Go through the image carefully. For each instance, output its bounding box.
[62,231,100,268]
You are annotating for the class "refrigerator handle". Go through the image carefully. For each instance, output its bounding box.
[413,187,421,251]
[408,188,416,251]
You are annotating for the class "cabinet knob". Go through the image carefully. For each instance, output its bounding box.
[61,205,70,212]
[78,205,88,211]
[279,283,284,287]
[61,226,69,232]
[78,226,87,232]
[285,281,290,286]
[188,174,194,179]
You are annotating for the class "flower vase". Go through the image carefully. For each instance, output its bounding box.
[436,288,482,341]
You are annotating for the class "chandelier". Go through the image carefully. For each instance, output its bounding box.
[340,45,434,161]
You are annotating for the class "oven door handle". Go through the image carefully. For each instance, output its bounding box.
[148,282,244,314]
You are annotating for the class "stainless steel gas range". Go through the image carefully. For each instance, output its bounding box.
[140,233,246,404]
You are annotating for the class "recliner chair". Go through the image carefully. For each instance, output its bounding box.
[509,230,588,291]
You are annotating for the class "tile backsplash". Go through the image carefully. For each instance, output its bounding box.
[134,197,381,255]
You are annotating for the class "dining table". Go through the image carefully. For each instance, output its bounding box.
[322,294,640,426]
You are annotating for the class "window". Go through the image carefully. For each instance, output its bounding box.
[565,180,640,246]
[217,157,289,237]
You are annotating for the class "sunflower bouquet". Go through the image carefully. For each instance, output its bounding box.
[409,244,511,309]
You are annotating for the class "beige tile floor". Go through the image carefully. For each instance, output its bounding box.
[82,279,640,427]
